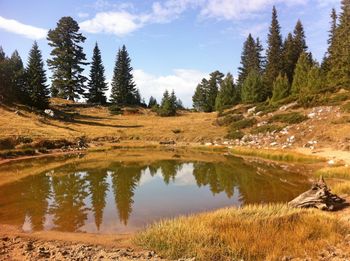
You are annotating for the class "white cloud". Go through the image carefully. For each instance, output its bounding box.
[240,22,269,37]
[78,12,89,18]
[133,69,208,107]
[0,16,47,40]
[80,11,149,36]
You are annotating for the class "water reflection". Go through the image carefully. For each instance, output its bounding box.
[0,155,309,233]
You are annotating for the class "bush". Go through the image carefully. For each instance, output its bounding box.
[225,129,244,140]
[216,114,244,126]
[230,118,257,130]
[108,104,123,115]
[0,137,17,150]
[255,102,279,115]
[251,124,284,134]
[269,112,308,124]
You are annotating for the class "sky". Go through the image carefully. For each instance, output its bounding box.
[0,0,341,107]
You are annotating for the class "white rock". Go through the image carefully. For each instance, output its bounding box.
[247,106,256,114]
[270,142,278,146]
[308,112,316,119]
[328,160,335,165]
[44,109,54,117]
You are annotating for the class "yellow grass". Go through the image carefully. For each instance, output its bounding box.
[231,146,325,163]
[134,204,349,261]
[332,181,350,195]
[0,101,226,143]
[315,166,350,180]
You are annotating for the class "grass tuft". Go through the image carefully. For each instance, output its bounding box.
[315,166,350,180]
[134,204,349,260]
[231,147,324,163]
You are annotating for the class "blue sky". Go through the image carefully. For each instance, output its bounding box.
[0,0,341,106]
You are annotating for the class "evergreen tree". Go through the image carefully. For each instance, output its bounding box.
[192,78,208,111]
[237,35,264,89]
[293,20,308,57]
[282,33,296,83]
[306,64,324,94]
[110,45,139,105]
[148,96,158,108]
[158,90,177,116]
[26,41,50,109]
[241,70,265,103]
[271,73,290,103]
[215,73,238,111]
[291,52,312,95]
[9,51,26,103]
[264,6,283,97]
[86,43,108,104]
[322,8,338,73]
[47,16,88,101]
[327,0,350,89]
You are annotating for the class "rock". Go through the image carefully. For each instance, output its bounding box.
[247,106,256,115]
[279,101,298,111]
[328,159,335,165]
[308,112,316,119]
[44,109,55,117]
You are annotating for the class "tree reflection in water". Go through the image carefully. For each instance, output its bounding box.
[0,155,309,233]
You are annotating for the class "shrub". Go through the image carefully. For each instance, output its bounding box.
[0,137,17,150]
[225,129,244,140]
[108,104,123,115]
[269,112,308,124]
[216,114,244,126]
[230,118,257,130]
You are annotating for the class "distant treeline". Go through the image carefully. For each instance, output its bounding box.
[193,1,350,112]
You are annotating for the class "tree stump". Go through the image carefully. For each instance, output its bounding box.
[288,177,346,211]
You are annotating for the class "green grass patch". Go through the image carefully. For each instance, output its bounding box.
[225,129,244,140]
[134,204,349,260]
[269,112,308,124]
[216,114,244,126]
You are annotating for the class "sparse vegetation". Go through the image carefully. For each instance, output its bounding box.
[250,124,284,134]
[269,112,308,124]
[341,101,350,113]
[230,118,257,130]
[225,129,244,140]
[216,113,244,126]
[315,166,350,180]
[135,204,349,260]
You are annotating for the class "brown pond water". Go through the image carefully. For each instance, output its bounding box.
[0,150,310,234]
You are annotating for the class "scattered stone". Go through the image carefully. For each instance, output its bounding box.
[44,109,55,117]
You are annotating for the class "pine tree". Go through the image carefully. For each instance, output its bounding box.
[237,34,262,88]
[192,78,208,111]
[110,45,139,105]
[293,20,308,58]
[291,52,312,95]
[148,96,158,108]
[241,70,265,103]
[86,43,108,104]
[47,16,88,101]
[159,89,177,116]
[306,64,324,94]
[322,9,337,73]
[26,41,50,109]
[215,73,238,111]
[327,0,350,89]
[9,51,26,103]
[282,33,296,83]
[264,6,283,97]
[207,71,224,112]
[271,73,290,103]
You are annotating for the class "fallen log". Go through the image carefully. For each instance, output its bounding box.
[288,177,346,211]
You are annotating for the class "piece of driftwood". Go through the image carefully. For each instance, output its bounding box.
[288,177,346,211]
[159,140,176,145]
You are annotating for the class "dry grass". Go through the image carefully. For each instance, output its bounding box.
[231,147,325,163]
[0,100,226,144]
[134,204,349,260]
[315,166,350,180]
[332,181,350,195]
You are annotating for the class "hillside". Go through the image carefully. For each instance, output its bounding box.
[0,91,349,162]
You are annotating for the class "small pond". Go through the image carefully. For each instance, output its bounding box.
[0,150,309,233]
